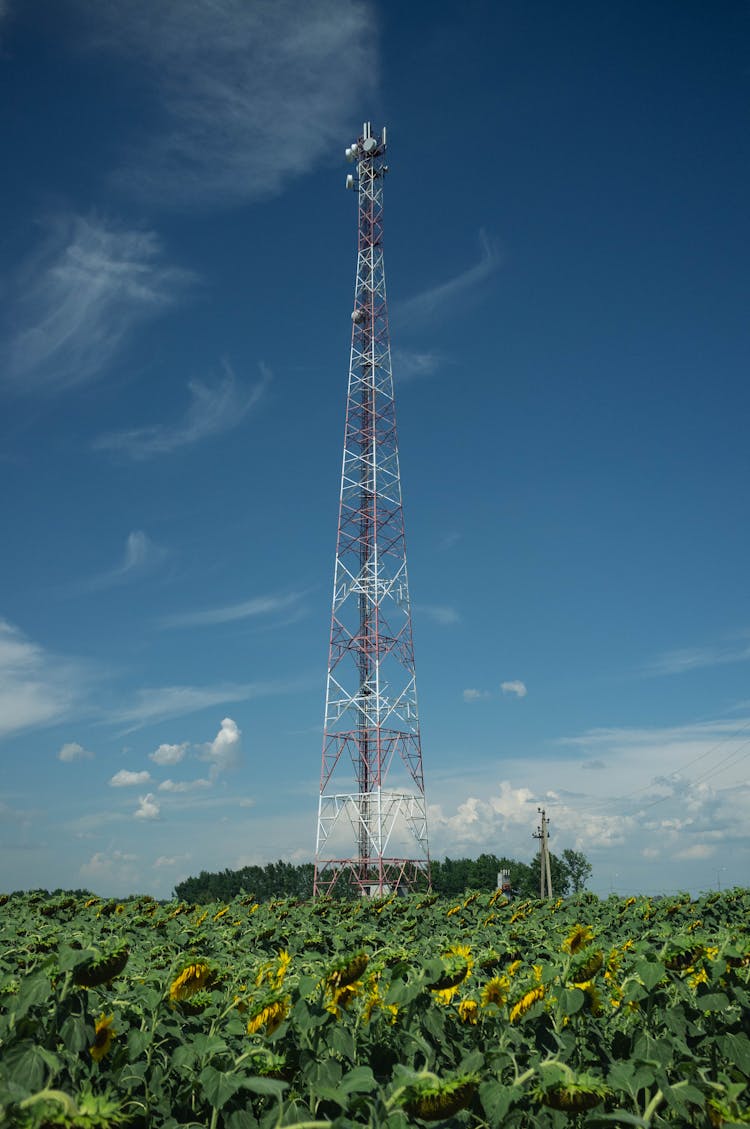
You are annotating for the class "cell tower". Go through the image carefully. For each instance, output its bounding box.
[313,123,430,897]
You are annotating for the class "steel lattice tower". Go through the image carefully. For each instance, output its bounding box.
[314,123,430,897]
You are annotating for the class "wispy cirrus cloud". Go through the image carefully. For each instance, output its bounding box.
[415,604,461,626]
[6,214,193,390]
[85,531,166,591]
[162,589,305,630]
[392,349,445,383]
[644,638,750,677]
[93,363,269,460]
[80,0,377,208]
[0,620,86,739]
[395,229,500,326]
[115,676,313,731]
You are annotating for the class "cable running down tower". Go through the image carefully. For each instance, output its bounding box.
[314,123,430,896]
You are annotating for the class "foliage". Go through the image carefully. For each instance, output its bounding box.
[175,849,591,903]
[0,887,748,1127]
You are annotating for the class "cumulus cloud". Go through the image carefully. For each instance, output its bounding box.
[134,793,160,820]
[110,769,151,787]
[94,363,269,460]
[501,680,527,698]
[463,688,490,703]
[5,214,193,390]
[79,0,377,209]
[202,717,241,777]
[58,741,94,762]
[80,849,138,889]
[158,777,210,793]
[150,742,188,766]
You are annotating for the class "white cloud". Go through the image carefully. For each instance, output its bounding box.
[153,853,190,868]
[58,741,94,762]
[392,349,444,382]
[501,680,527,698]
[6,214,193,389]
[94,362,269,460]
[203,717,241,777]
[150,742,188,766]
[110,769,152,787]
[85,530,166,590]
[158,777,210,793]
[115,677,311,730]
[81,0,377,208]
[162,588,304,629]
[644,640,750,676]
[0,620,85,739]
[134,793,160,820]
[80,849,138,889]
[463,688,490,703]
[396,230,500,325]
[416,604,461,626]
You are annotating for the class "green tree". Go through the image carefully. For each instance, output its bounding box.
[561,848,593,892]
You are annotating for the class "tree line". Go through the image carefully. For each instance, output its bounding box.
[173,849,592,904]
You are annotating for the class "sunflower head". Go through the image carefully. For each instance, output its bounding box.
[246,992,289,1036]
[480,974,510,1008]
[537,1072,609,1113]
[562,925,595,954]
[326,950,369,990]
[90,1013,116,1062]
[401,1072,479,1122]
[169,960,213,1002]
[74,945,129,988]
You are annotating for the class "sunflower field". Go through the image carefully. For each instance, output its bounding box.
[1,887,748,1128]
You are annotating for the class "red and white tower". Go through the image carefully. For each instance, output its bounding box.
[314,123,430,897]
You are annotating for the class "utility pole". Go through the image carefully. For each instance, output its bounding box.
[533,807,553,898]
[313,123,430,897]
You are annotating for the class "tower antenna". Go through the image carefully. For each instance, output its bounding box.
[314,124,430,897]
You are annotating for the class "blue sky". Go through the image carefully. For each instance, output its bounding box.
[1,0,749,899]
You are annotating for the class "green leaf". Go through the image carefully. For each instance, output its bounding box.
[200,1065,243,1109]
[479,1080,514,1125]
[127,1027,150,1061]
[339,1066,376,1094]
[15,973,52,1018]
[240,1076,288,1098]
[226,1112,260,1129]
[722,1033,750,1076]
[696,991,730,1013]
[330,1025,355,1063]
[559,987,585,1016]
[171,1044,197,1071]
[192,1033,229,1059]
[635,960,666,990]
[59,1014,88,1053]
[2,1043,60,1094]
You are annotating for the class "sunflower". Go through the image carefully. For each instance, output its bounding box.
[562,925,595,954]
[75,946,129,988]
[480,975,510,1008]
[400,1073,479,1122]
[169,961,212,1002]
[538,1074,608,1112]
[326,951,369,991]
[246,993,289,1035]
[509,985,545,1024]
[457,998,479,1024]
[362,978,398,1024]
[90,1013,115,1062]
